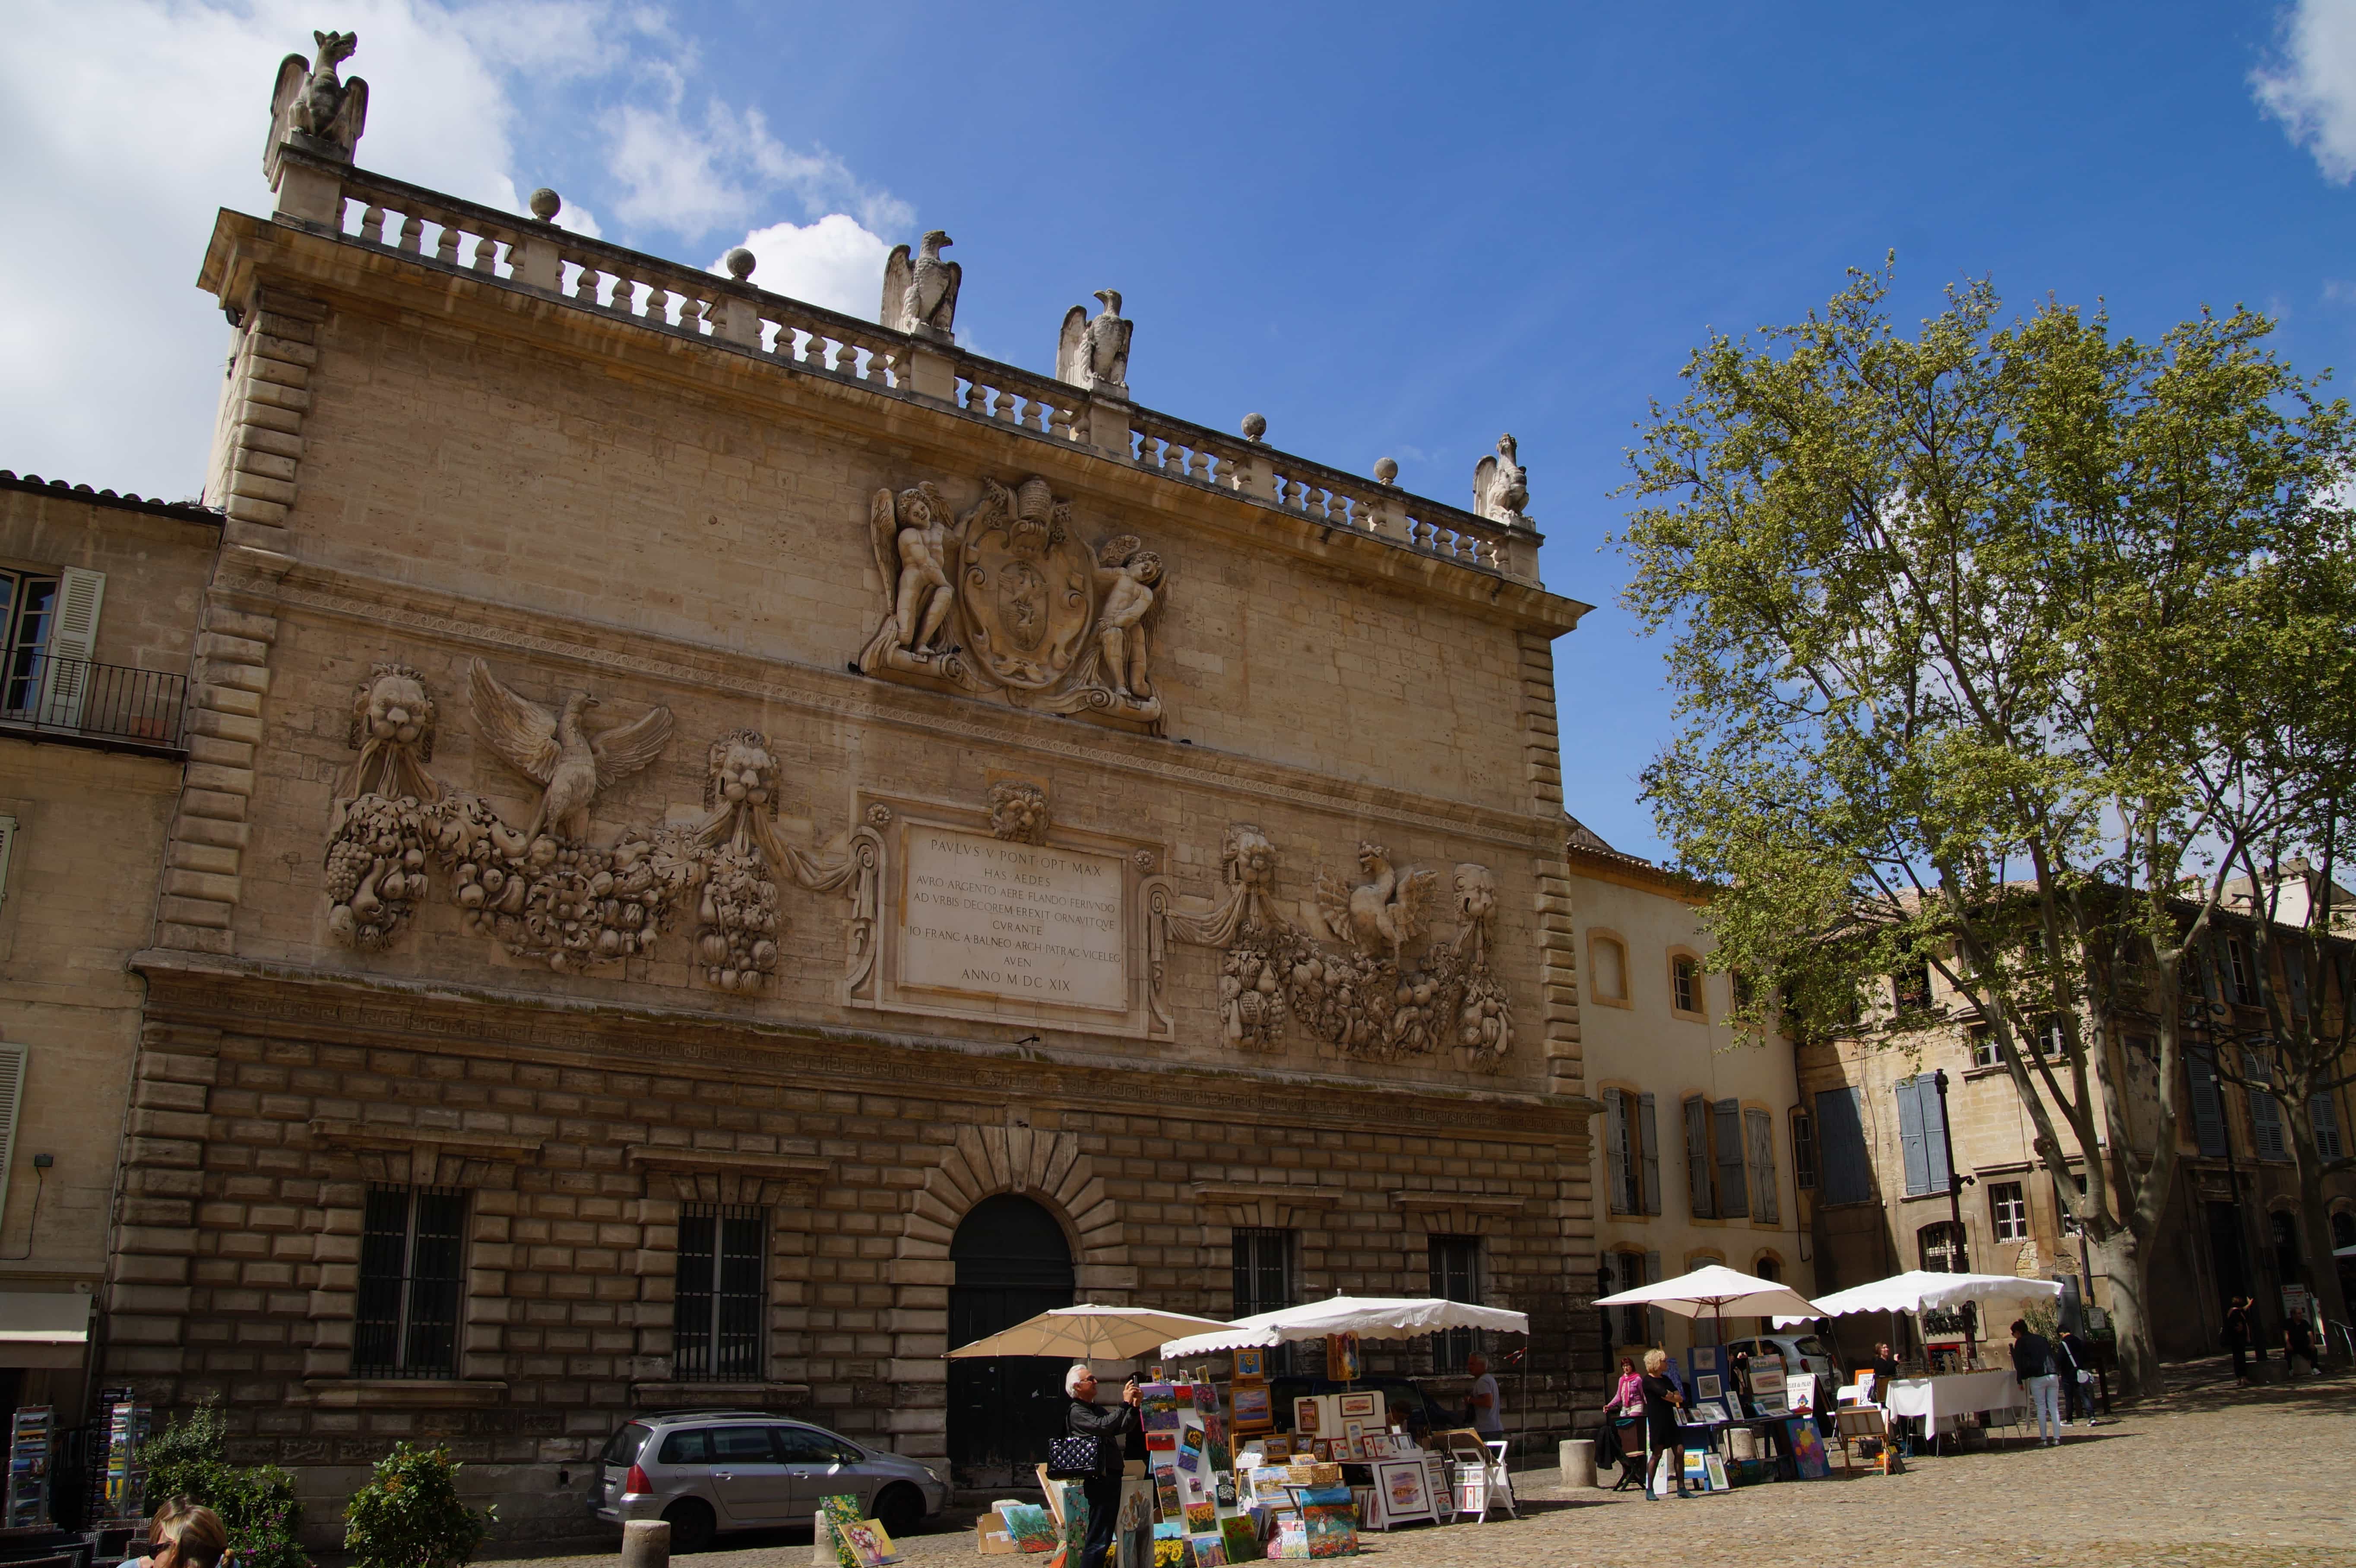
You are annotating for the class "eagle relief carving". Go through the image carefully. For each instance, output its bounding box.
[319,658,878,991]
[858,474,1169,733]
[1160,829,1515,1072]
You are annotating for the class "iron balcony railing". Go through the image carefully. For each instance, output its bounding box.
[0,653,189,752]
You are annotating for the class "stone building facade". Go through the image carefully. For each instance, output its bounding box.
[90,55,1602,1543]
[0,475,217,1429]
[1564,824,1812,1369]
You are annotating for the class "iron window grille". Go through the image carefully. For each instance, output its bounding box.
[1232,1228,1297,1375]
[675,1203,767,1381]
[353,1184,466,1378]
[1428,1236,1482,1372]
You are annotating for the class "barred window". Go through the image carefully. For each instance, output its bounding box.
[676,1204,767,1382]
[354,1184,466,1378]
[1428,1235,1482,1372]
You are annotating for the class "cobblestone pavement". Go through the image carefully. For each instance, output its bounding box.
[482,1359,2353,1568]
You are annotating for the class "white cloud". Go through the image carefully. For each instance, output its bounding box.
[0,0,907,499]
[717,215,894,320]
[2254,0,2356,183]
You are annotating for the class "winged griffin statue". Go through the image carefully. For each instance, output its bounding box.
[1471,433,1530,526]
[266,30,368,180]
[1058,290,1133,395]
[881,231,960,339]
[467,659,675,841]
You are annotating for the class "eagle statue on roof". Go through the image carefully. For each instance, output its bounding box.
[1058,290,1133,395]
[1472,433,1530,526]
[467,660,675,843]
[881,231,960,339]
[266,30,368,183]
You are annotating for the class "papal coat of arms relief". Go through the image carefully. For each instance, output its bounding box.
[858,474,1168,733]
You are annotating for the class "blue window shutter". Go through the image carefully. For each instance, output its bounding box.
[2186,1049,2228,1158]
[1604,1087,1630,1216]
[1684,1095,1716,1218]
[1815,1087,1871,1205]
[1921,1080,1952,1193]
[2311,1094,2343,1162]
[1713,1098,1750,1219]
[1897,1077,1931,1197]
[1639,1092,1662,1216]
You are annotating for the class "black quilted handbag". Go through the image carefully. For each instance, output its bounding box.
[1045,1435,1103,1479]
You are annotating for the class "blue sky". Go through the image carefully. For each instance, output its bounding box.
[8,1,2356,857]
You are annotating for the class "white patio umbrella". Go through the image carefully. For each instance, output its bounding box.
[1593,1263,1822,1348]
[1771,1270,2063,1327]
[1156,1294,1530,1359]
[947,1305,1245,1362]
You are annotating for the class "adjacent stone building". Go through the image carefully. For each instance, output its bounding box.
[84,48,1603,1542]
[1564,822,1812,1367]
[0,474,216,1427]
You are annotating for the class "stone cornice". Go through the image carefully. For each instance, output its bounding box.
[306,1118,545,1160]
[227,557,1565,856]
[1190,1182,1348,1208]
[1388,1191,1532,1215]
[626,1147,833,1183]
[131,951,1596,1143]
[196,207,1587,639]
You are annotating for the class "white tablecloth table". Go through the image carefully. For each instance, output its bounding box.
[1884,1370,2027,1433]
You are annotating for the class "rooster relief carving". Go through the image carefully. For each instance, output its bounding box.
[467,659,674,841]
[1314,841,1437,967]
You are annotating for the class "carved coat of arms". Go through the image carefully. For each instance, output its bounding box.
[858,474,1168,731]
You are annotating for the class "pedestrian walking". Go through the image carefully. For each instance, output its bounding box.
[2010,1318,2062,1447]
[1640,1347,1688,1499]
[2283,1310,2320,1377]
[2223,1295,2255,1386]
[1063,1363,1140,1568]
[120,1497,228,1568]
[2055,1328,2101,1426]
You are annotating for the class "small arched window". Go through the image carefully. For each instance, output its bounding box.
[1754,1255,1782,1283]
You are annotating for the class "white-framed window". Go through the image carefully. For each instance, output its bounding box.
[1989,1181,2028,1243]
[1671,955,1703,1018]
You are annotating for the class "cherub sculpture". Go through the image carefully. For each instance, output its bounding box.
[1058,289,1133,394]
[1472,433,1529,525]
[1092,535,1163,700]
[881,231,960,338]
[467,660,674,842]
[1314,841,1437,967]
[866,482,959,666]
[266,30,368,178]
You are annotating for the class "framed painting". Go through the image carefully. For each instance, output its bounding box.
[1293,1397,1320,1435]
[1335,1392,1378,1421]
[1233,1348,1266,1381]
[1695,1374,1723,1400]
[1230,1387,1273,1427]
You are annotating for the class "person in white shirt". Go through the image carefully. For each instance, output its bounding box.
[1466,1352,1505,1437]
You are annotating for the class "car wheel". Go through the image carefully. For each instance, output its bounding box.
[874,1483,925,1540]
[663,1498,717,1554]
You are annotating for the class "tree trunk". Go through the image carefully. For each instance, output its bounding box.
[2089,1227,2159,1400]
[2286,1110,2351,1363]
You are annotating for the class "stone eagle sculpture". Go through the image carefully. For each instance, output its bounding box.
[266,30,368,183]
[466,659,674,842]
[1314,841,1438,967]
[881,231,960,338]
[1472,433,1530,525]
[1058,289,1132,395]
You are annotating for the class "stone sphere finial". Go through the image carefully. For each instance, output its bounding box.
[1241,412,1267,443]
[1374,457,1399,486]
[528,187,562,221]
[724,247,757,281]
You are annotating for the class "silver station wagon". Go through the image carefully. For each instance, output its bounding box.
[595,1410,949,1552]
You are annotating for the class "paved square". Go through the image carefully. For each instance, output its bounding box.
[486,1361,2352,1568]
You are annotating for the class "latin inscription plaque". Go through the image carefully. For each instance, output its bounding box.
[899,826,1127,1012]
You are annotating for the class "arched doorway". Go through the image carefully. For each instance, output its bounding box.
[946,1193,1075,1489]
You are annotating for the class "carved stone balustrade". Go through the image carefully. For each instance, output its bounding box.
[271,154,1540,585]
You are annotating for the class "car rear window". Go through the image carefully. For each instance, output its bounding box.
[600,1423,652,1465]
[658,1428,713,1465]
[1792,1337,1830,1359]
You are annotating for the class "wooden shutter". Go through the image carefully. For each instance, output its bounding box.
[1603,1087,1630,1216]
[1745,1107,1779,1224]
[34,567,103,730]
[2246,1051,2289,1162]
[2186,1048,2229,1158]
[1682,1095,1715,1218]
[1639,1092,1662,1216]
[1921,1079,1952,1193]
[2312,1094,2344,1162]
[0,1043,24,1231]
[1815,1087,1870,1205]
[1713,1099,1749,1218]
[1896,1076,1931,1196]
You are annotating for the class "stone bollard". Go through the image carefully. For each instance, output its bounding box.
[621,1518,671,1568]
[1558,1437,1597,1489]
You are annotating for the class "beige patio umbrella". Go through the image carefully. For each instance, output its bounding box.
[947,1305,1244,1362]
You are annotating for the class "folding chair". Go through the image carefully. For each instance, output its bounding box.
[1482,1438,1520,1518]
